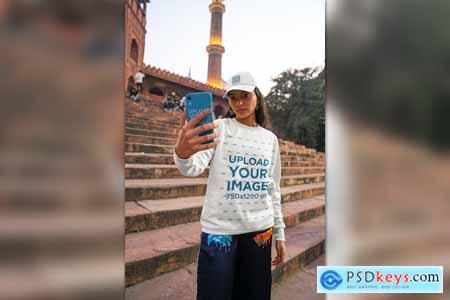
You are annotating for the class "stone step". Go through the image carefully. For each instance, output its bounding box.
[280,149,321,161]
[125,115,312,149]
[280,183,325,203]
[125,115,180,125]
[125,111,319,162]
[282,160,322,168]
[125,215,325,288]
[271,255,325,300]
[282,167,325,176]
[280,149,318,157]
[126,110,174,117]
[125,118,181,128]
[279,147,320,156]
[127,114,180,122]
[125,124,322,158]
[125,122,179,134]
[125,164,209,179]
[125,164,324,180]
[125,152,324,167]
[125,134,176,146]
[125,193,325,233]
[125,113,181,126]
[125,143,173,155]
[282,173,325,187]
[280,148,320,157]
[125,177,325,201]
[279,142,318,155]
[285,159,325,166]
[123,124,323,156]
[125,153,175,165]
[124,125,323,161]
[280,140,306,147]
[125,143,325,164]
[126,108,181,117]
[125,127,178,139]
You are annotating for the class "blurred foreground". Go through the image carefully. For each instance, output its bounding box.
[327,0,450,299]
[0,1,124,300]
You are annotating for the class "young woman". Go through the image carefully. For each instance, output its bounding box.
[173,72,287,300]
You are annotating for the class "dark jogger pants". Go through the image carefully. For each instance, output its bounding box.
[197,227,273,300]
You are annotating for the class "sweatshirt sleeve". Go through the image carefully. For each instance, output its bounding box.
[270,136,286,241]
[173,146,215,177]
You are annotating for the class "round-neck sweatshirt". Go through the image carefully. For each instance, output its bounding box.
[173,117,286,241]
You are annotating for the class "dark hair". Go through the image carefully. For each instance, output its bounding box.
[222,87,271,128]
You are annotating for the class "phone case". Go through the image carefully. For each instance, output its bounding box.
[185,92,215,144]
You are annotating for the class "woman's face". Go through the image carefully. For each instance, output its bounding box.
[227,90,258,119]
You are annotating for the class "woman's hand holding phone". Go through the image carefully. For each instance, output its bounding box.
[175,109,220,159]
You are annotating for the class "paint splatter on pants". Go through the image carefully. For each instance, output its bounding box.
[197,227,273,300]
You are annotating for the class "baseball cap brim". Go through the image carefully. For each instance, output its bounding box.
[225,84,255,95]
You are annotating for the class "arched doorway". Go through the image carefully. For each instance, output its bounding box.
[130,39,138,62]
[149,87,164,97]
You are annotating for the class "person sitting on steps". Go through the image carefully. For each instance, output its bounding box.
[163,94,174,111]
[129,86,140,102]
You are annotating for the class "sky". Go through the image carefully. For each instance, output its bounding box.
[144,0,325,95]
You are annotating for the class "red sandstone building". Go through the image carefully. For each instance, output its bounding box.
[124,0,228,117]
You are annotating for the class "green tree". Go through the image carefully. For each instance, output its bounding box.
[266,67,325,152]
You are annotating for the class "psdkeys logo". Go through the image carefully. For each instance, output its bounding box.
[320,270,343,290]
[318,266,443,293]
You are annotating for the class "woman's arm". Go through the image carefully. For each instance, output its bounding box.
[173,146,215,177]
[270,136,286,241]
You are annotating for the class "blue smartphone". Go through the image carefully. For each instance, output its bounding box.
[185,92,215,144]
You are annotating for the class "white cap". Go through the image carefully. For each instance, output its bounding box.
[224,72,258,95]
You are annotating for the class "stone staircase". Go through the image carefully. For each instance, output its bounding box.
[124,97,326,298]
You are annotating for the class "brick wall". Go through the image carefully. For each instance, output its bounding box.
[124,0,147,91]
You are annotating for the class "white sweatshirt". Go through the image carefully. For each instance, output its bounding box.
[173,117,286,241]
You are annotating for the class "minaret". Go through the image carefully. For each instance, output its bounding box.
[206,0,225,88]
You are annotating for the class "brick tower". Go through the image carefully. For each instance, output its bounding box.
[206,0,225,88]
[124,0,149,91]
